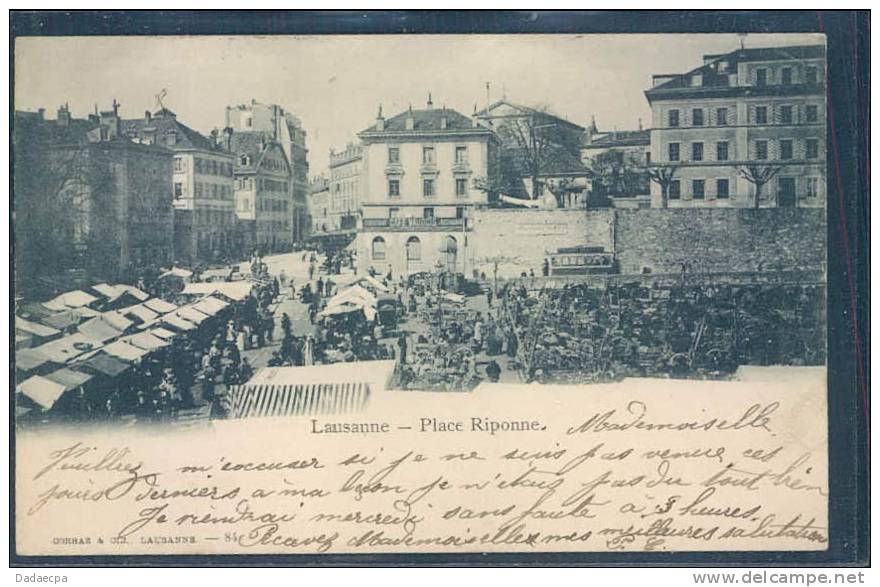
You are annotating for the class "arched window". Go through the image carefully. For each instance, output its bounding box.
[444,236,458,270]
[406,236,421,261]
[372,237,386,260]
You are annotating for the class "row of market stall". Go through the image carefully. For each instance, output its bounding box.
[14,281,256,420]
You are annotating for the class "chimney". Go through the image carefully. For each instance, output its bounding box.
[223,126,233,150]
[145,110,152,123]
[37,108,45,120]
[440,108,448,130]
[375,104,384,132]
[405,104,414,131]
[638,118,643,131]
[57,104,70,127]
[210,128,219,147]
[426,92,433,109]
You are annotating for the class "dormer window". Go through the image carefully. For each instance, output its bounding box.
[691,74,703,87]
[755,68,768,87]
[239,155,251,166]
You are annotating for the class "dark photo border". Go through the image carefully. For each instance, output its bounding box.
[8,9,869,567]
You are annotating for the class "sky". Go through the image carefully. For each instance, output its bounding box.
[15,33,824,174]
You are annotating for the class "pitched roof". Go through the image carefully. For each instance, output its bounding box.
[475,99,586,131]
[121,109,222,152]
[582,129,650,149]
[648,44,825,94]
[360,107,488,134]
[74,352,131,378]
[229,131,287,173]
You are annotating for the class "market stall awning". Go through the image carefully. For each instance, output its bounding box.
[176,306,211,324]
[335,274,390,293]
[161,314,197,332]
[143,298,179,314]
[191,295,229,317]
[181,281,253,301]
[90,283,124,299]
[149,327,178,341]
[120,303,160,325]
[15,317,61,339]
[16,375,69,410]
[74,352,131,378]
[78,317,125,344]
[124,332,170,351]
[100,311,134,332]
[160,267,194,279]
[328,284,377,308]
[118,285,150,301]
[34,333,100,364]
[44,367,94,390]
[39,310,85,331]
[101,340,149,362]
[15,347,57,372]
[200,267,234,281]
[43,290,98,311]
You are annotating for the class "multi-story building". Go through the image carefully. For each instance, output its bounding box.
[645,44,826,208]
[13,103,174,294]
[225,100,310,245]
[580,118,651,205]
[122,108,236,264]
[230,132,292,254]
[307,175,331,237]
[326,142,363,242]
[356,99,498,277]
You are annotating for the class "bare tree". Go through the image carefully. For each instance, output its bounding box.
[738,164,782,209]
[494,106,576,200]
[588,149,649,197]
[647,165,679,208]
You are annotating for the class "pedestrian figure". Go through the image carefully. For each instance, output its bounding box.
[486,359,502,383]
[397,333,408,364]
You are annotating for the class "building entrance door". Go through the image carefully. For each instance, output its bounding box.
[778,177,796,207]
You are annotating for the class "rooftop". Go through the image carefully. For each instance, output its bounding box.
[647,44,826,96]
[121,108,227,152]
[360,104,491,136]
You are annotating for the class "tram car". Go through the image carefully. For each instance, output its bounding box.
[546,245,617,276]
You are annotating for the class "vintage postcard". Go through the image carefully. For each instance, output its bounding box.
[12,31,830,558]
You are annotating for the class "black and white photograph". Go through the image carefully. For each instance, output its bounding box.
[13,32,827,422]
[8,10,869,570]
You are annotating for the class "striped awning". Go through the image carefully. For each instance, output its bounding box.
[224,382,371,419]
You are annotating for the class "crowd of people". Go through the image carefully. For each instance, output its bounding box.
[499,280,826,384]
[47,255,285,424]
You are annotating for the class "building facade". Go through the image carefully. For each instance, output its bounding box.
[13,104,174,293]
[325,142,363,242]
[645,44,826,208]
[356,99,498,277]
[307,175,331,237]
[122,108,236,264]
[225,100,310,245]
[230,132,293,254]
